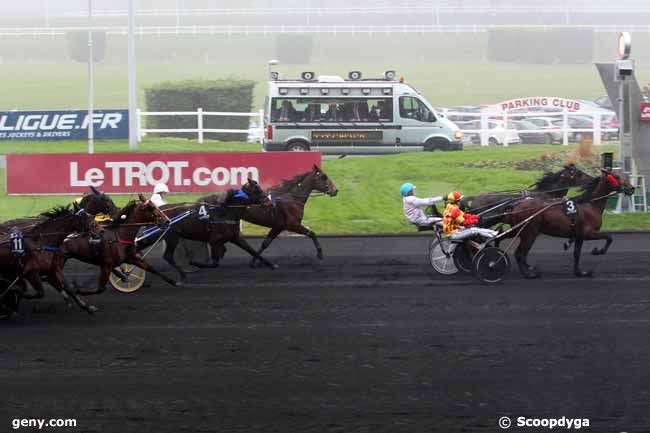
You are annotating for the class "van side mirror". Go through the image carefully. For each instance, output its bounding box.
[428,112,436,122]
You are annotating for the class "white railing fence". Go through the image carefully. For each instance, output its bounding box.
[443,110,618,146]
[137,108,264,144]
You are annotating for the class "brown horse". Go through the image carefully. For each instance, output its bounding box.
[466,164,594,228]
[504,170,635,278]
[0,203,97,314]
[61,194,176,295]
[140,179,276,282]
[201,165,338,267]
[0,187,118,235]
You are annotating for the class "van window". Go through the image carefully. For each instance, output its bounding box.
[399,96,434,122]
[270,98,393,123]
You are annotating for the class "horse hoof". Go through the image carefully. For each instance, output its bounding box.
[575,270,594,278]
[174,281,183,287]
[590,248,602,256]
[317,252,324,260]
[269,263,279,270]
[86,305,99,314]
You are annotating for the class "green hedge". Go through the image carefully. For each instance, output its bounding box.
[66,31,106,62]
[144,79,256,141]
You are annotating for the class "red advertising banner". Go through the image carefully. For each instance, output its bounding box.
[640,102,650,121]
[6,152,322,195]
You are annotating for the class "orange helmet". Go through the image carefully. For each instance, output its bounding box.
[447,191,463,203]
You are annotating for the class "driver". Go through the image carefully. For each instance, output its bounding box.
[150,183,169,208]
[443,191,498,240]
[400,182,443,227]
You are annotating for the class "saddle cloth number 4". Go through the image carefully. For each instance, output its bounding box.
[198,205,209,221]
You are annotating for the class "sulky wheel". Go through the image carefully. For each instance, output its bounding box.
[0,281,20,319]
[453,243,474,273]
[473,247,510,284]
[429,237,458,275]
[109,264,147,293]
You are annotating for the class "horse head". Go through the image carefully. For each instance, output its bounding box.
[79,187,118,216]
[600,170,635,196]
[309,164,338,197]
[240,177,266,204]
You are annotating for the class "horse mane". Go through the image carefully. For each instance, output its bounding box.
[112,200,139,224]
[572,176,601,203]
[270,172,311,195]
[532,170,565,191]
[39,205,72,220]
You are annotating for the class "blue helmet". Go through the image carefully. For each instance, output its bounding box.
[400,182,415,197]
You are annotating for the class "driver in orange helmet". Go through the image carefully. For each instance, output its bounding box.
[443,191,498,240]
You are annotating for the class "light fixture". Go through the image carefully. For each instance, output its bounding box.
[300,88,309,95]
[341,88,350,95]
[279,88,288,95]
[382,88,392,95]
[348,71,362,80]
[361,88,371,95]
[321,88,329,95]
[301,71,315,81]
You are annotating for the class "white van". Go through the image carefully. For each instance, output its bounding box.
[262,70,463,154]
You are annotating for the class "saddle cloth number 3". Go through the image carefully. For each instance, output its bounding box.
[564,200,577,215]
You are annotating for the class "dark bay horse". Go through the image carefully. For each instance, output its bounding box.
[202,165,338,267]
[503,171,635,278]
[0,203,97,314]
[61,195,177,296]
[0,187,118,235]
[465,164,593,227]
[140,179,276,282]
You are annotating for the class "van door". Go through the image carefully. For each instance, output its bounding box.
[397,96,441,151]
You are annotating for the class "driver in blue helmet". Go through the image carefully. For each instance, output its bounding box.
[400,182,443,227]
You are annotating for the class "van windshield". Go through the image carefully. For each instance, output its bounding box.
[270,97,393,123]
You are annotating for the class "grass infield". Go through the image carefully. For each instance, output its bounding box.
[1,139,648,233]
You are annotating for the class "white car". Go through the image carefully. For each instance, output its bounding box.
[486,120,521,145]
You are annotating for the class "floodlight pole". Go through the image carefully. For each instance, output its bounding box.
[128,0,138,149]
[87,0,94,154]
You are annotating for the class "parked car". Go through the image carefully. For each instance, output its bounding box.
[550,116,593,142]
[594,95,614,110]
[446,106,482,122]
[526,117,563,142]
[601,112,619,140]
[512,120,558,144]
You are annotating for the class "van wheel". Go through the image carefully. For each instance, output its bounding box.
[488,137,499,146]
[286,141,309,152]
[425,138,450,152]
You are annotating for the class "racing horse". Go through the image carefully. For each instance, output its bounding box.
[60,194,177,295]
[138,178,276,282]
[0,186,118,235]
[465,164,593,227]
[201,165,338,267]
[503,170,635,278]
[0,203,97,314]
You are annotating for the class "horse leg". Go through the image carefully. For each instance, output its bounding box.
[251,226,283,268]
[573,237,593,278]
[125,255,180,287]
[289,224,324,260]
[232,235,278,270]
[76,264,111,295]
[21,272,46,300]
[48,265,98,314]
[514,225,541,279]
[588,232,613,256]
[160,233,188,283]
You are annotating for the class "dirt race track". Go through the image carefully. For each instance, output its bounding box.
[2,234,650,433]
